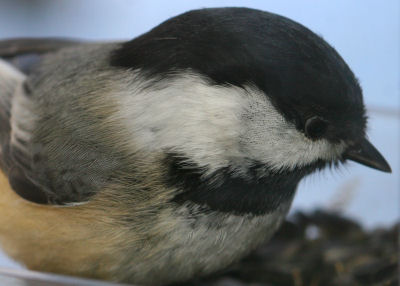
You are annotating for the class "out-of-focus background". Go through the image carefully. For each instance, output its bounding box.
[0,0,398,270]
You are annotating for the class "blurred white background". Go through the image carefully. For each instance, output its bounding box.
[0,0,399,269]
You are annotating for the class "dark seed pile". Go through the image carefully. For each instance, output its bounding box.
[182,210,398,286]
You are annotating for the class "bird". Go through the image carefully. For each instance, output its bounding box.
[0,7,391,286]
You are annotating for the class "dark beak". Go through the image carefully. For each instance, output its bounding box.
[344,138,391,173]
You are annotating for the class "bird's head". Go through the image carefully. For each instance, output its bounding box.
[111,7,390,181]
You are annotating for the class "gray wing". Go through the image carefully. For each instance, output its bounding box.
[0,38,119,205]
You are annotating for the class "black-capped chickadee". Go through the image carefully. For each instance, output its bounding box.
[0,7,391,286]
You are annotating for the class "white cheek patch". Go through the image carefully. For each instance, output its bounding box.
[240,87,346,171]
[114,72,246,175]
[114,71,345,174]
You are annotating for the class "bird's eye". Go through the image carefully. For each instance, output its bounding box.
[305,116,328,140]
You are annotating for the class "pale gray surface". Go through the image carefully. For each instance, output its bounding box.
[0,0,398,273]
[0,267,131,286]
[0,253,20,270]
